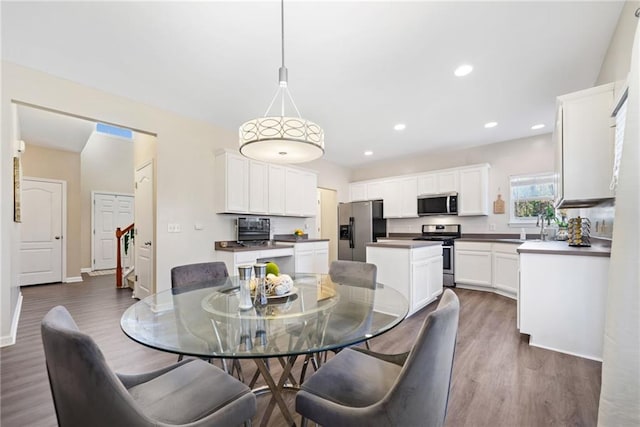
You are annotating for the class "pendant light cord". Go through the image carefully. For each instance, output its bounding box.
[281,0,285,69]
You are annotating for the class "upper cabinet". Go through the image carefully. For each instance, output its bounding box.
[384,177,418,218]
[458,165,489,216]
[417,170,458,195]
[349,164,489,217]
[215,151,249,213]
[215,151,317,217]
[555,83,615,208]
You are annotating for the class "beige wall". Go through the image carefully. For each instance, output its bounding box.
[21,144,82,279]
[596,1,640,85]
[80,132,135,270]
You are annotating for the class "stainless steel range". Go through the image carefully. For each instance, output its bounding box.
[413,224,461,287]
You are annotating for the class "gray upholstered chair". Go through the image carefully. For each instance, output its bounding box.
[41,305,256,427]
[296,288,460,427]
[170,261,244,380]
[171,261,229,287]
[299,260,377,383]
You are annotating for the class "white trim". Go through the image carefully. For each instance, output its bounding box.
[22,177,67,284]
[81,267,92,273]
[64,276,83,283]
[0,293,23,347]
[528,341,602,362]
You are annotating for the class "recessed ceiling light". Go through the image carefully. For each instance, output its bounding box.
[531,124,545,130]
[393,123,406,131]
[484,122,498,128]
[454,64,473,77]
[364,151,373,156]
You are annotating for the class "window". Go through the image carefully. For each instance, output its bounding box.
[509,173,556,224]
[96,123,133,140]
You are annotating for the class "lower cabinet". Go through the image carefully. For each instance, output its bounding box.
[215,248,295,275]
[455,241,519,299]
[367,244,443,317]
[293,241,329,274]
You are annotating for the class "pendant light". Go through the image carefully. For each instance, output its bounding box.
[239,0,324,164]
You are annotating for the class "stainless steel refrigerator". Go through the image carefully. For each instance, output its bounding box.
[338,200,387,262]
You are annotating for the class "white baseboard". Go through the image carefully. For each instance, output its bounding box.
[0,292,23,347]
[64,276,83,283]
[81,267,92,273]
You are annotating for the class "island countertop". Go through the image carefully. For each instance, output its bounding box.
[517,240,611,257]
[366,240,442,249]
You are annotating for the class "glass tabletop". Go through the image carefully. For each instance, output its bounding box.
[121,273,408,359]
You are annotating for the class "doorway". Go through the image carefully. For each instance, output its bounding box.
[92,192,134,271]
[317,187,338,263]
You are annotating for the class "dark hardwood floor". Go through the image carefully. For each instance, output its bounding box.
[0,275,601,426]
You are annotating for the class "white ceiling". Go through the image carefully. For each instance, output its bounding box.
[1,1,624,167]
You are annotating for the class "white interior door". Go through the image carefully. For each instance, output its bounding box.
[134,162,154,299]
[19,178,63,285]
[92,193,134,271]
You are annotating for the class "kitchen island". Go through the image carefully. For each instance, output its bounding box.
[366,240,443,316]
[518,240,610,361]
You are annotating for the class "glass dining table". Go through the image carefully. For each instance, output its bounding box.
[121,273,408,427]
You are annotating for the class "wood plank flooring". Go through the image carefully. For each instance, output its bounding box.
[0,275,601,426]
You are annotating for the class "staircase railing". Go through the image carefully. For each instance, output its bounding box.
[116,223,135,288]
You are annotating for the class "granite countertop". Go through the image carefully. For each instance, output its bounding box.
[517,240,611,257]
[214,242,294,252]
[366,240,442,249]
[458,237,526,244]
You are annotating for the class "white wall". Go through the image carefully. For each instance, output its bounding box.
[0,61,350,342]
[351,133,555,235]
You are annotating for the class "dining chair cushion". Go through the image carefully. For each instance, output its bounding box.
[125,359,255,425]
[298,348,402,409]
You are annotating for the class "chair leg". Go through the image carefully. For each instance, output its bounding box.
[300,415,309,427]
[244,418,252,427]
[365,340,371,350]
[177,354,184,362]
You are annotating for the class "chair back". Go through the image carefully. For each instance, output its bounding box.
[384,289,460,427]
[329,260,377,289]
[41,306,152,427]
[171,261,229,288]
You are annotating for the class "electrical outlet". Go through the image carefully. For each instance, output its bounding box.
[489,223,496,231]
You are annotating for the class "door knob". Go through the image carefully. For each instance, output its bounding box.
[144,241,152,246]
[54,236,61,240]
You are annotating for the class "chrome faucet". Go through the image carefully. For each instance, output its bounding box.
[536,214,548,241]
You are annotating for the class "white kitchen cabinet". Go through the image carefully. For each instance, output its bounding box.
[492,243,519,298]
[215,151,249,213]
[216,151,317,217]
[383,177,418,218]
[555,83,615,207]
[349,183,367,201]
[268,164,286,215]
[458,165,489,216]
[366,180,386,200]
[292,241,329,274]
[454,241,492,287]
[519,251,609,360]
[285,168,317,217]
[216,247,295,276]
[367,243,442,316]
[455,241,519,299]
[417,170,459,195]
[249,160,268,214]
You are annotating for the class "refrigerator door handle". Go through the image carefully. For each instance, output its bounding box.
[349,217,355,249]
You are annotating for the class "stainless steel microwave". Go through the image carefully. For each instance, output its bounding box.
[417,193,458,216]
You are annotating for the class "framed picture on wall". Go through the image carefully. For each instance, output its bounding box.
[13,156,21,222]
